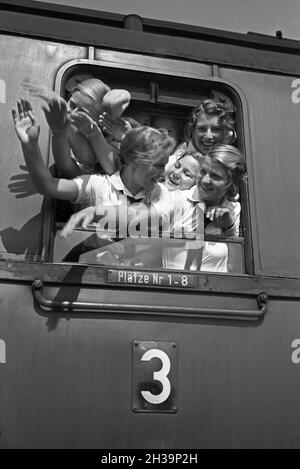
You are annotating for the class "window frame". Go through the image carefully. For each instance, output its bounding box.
[41,51,253,279]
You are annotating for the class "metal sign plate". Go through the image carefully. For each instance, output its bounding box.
[108,269,197,288]
[132,340,178,413]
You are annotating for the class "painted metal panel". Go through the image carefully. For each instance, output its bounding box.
[94,49,212,77]
[0,34,87,260]
[3,0,300,55]
[220,67,300,277]
[1,282,300,448]
[2,10,300,75]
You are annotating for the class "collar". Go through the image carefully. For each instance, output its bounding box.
[187,186,200,203]
[110,171,145,200]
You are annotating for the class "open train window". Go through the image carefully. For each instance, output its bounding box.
[49,63,249,275]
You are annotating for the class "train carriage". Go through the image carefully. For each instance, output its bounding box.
[0,0,300,449]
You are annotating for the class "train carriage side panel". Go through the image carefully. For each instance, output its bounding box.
[220,67,300,277]
[1,282,300,448]
[0,34,87,261]
[1,4,300,450]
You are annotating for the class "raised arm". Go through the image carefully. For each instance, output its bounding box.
[70,110,116,174]
[43,94,82,178]
[12,98,78,201]
[22,79,81,178]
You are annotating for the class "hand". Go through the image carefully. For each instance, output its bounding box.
[12,98,40,145]
[22,78,69,132]
[42,94,69,132]
[99,112,127,143]
[205,206,233,229]
[60,206,96,238]
[102,89,131,118]
[70,110,98,137]
[22,78,58,103]
[8,164,38,198]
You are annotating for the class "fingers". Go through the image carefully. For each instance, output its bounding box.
[17,99,25,120]
[205,207,216,221]
[16,98,32,118]
[11,107,18,124]
[99,113,126,130]
[22,79,59,105]
[214,208,222,219]
[42,96,68,130]
[50,95,67,114]
[28,110,38,127]
[99,113,114,131]
[22,98,39,127]
[22,79,45,96]
[60,208,95,238]
[70,111,88,125]
[70,111,96,135]
[60,214,81,238]
[41,103,51,121]
[23,98,33,113]
[12,98,35,124]
[82,211,94,229]
[205,206,229,221]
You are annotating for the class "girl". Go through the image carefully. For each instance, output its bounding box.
[183,144,247,272]
[58,143,245,273]
[166,92,236,171]
[12,98,174,210]
[22,78,131,177]
[164,151,202,191]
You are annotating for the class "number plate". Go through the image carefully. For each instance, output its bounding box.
[108,269,197,288]
[132,341,178,413]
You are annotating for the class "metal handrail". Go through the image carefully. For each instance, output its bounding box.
[32,280,268,321]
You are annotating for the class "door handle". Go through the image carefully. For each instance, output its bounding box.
[32,280,268,321]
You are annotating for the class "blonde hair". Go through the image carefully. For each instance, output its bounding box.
[178,150,204,166]
[206,144,246,200]
[119,126,175,167]
[72,78,110,115]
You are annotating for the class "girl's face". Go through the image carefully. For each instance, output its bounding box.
[68,90,99,121]
[192,114,226,155]
[165,154,200,191]
[197,156,230,204]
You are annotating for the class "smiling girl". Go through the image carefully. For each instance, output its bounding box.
[164,151,202,191]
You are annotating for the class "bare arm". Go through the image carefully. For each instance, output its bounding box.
[71,111,116,174]
[87,127,116,175]
[41,94,82,178]
[51,129,81,178]
[12,99,78,201]
[22,80,80,178]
